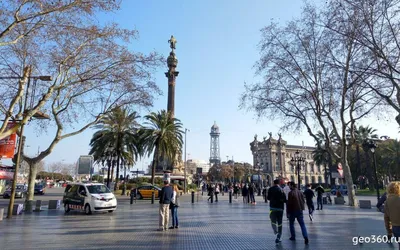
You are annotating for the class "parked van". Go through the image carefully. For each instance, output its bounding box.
[63,183,117,215]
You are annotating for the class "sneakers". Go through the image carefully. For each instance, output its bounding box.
[275,234,281,244]
[169,226,175,229]
[289,237,296,241]
[305,237,309,245]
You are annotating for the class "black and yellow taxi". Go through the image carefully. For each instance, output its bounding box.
[131,185,161,199]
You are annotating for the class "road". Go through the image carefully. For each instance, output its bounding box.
[0,187,65,208]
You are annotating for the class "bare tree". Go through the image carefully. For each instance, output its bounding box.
[0,1,163,204]
[328,0,400,126]
[0,0,124,137]
[240,2,383,206]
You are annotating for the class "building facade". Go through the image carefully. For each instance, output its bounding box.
[249,133,325,186]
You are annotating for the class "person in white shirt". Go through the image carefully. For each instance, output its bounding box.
[169,184,180,229]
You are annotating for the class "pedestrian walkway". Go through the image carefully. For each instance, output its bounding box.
[0,193,395,250]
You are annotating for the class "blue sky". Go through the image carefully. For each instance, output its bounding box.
[12,0,400,171]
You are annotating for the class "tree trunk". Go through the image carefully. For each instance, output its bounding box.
[25,162,38,210]
[324,163,328,188]
[110,160,115,189]
[114,155,120,191]
[342,146,357,207]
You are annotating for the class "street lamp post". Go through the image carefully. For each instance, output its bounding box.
[368,141,380,202]
[184,128,189,194]
[290,150,305,187]
[4,73,52,219]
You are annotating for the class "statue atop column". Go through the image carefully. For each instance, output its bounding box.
[168,35,177,51]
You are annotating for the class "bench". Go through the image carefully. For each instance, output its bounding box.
[359,200,372,209]
[334,197,345,205]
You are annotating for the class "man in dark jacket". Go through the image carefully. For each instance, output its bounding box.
[268,179,287,244]
[287,182,309,245]
[303,184,315,221]
[315,184,325,210]
[159,180,173,231]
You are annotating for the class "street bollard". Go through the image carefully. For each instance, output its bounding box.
[34,200,42,212]
[0,208,4,221]
[191,191,195,203]
[229,192,232,203]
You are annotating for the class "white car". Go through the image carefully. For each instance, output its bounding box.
[63,183,117,215]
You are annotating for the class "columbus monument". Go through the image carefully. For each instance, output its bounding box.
[156,35,183,174]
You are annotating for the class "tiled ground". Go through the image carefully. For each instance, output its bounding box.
[0,193,397,250]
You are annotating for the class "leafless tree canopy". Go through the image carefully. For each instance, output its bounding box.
[0,0,164,201]
[240,1,388,206]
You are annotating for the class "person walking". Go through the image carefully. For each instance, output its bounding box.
[315,184,325,210]
[242,184,249,204]
[384,181,400,247]
[287,182,309,245]
[159,180,173,231]
[249,183,256,204]
[268,179,287,245]
[234,184,239,200]
[169,184,180,229]
[215,184,220,202]
[283,182,291,201]
[303,184,315,221]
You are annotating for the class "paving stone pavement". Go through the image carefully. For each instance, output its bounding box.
[0,193,398,250]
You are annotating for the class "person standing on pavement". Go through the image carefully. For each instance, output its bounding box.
[303,184,315,221]
[242,184,249,204]
[315,184,325,210]
[159,180,173,231]
[207,184,214,203]
[169,184,180,229]
[287,182,309,245]
[249,183,256,204]
[268,179,287,245]
[384,181,400,247]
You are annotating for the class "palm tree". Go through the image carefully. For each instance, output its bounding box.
[89,107,141,190]
[354,125,378,191]
[139,110,183,203]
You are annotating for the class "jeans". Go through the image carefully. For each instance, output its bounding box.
[171,206,179,227]
[270,210,283,238]
[249,193,255,203]
[243,195,248,203]
[317,196,323,209]
[159,204,170,230]
[306,201,314,215]
[215,193,219,202]
[393,226,400,246]
[289,210,308,239]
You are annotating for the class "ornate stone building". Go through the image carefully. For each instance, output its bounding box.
[249,133,325,186]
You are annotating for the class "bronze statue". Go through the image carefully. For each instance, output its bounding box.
[254,134,258,141]
[278,133,282,139]
[263,136,267,141]
[268,132,272,138]
[168,35,177,50]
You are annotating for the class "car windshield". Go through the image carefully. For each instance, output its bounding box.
[86,185,111,194]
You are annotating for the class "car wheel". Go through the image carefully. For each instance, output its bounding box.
[108,210,114,213]
[84,204,92,215]
[137,193,142,200]
[64,204,70,213]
